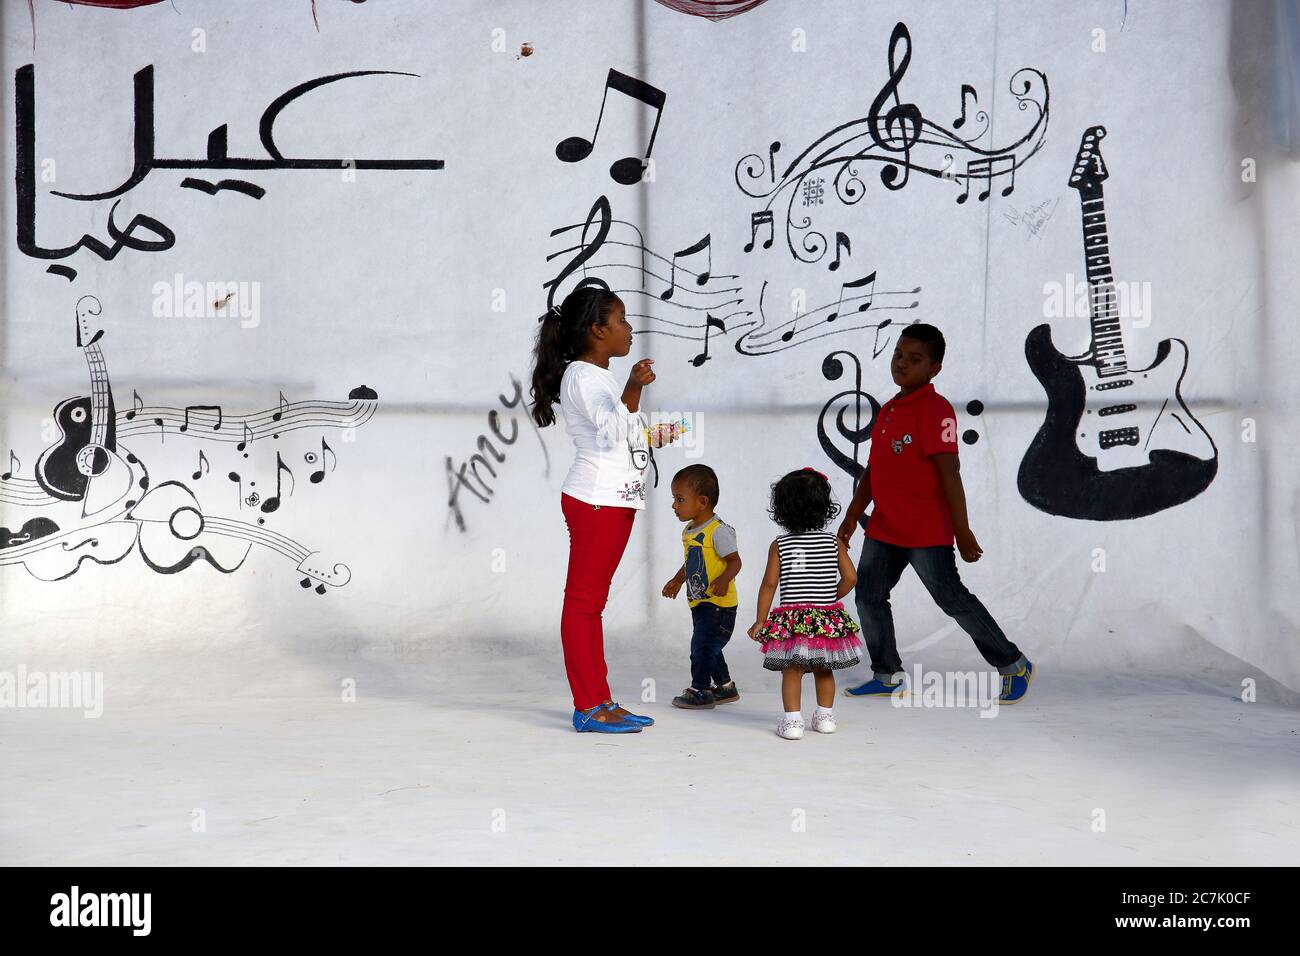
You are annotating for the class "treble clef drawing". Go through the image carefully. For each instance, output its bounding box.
[543,195,613,310]
[733,21,1048,265]
[817,349,880,529]
[866,21,924,191]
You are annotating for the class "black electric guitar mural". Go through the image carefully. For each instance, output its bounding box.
[1018,127,1217,521]
[34,296,136,517]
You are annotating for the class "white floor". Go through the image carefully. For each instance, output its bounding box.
[2,650,1297,866]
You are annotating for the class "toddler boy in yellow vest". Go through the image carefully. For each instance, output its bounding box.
[662,464,742,709]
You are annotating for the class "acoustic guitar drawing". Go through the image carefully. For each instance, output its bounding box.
[35,297,135,517]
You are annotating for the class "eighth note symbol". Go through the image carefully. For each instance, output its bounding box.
[308,438,336,484]
[661,234,714,301]
[958,155,1016,204]
[259,452,294,514]
[690,315,727,368]
[827,271,877,322]
[828,231,850,272]
[743,210,774,253]
[953,84,978,130]
[125,389,144,421]
[179,404,222,433]
[192,450,209,481]
[556,69,667,186]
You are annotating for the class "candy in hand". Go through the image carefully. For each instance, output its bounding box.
[645,418,690,447]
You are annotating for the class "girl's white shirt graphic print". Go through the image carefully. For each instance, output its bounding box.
[559,360,649,509]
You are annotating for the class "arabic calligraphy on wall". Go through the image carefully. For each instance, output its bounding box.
[14,64,443,281]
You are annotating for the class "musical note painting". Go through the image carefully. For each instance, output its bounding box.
[543,194,753,367]
[544,189,928,365]
[734,277,922,358]
[0,297,377,594]
[556,69,667,187]
[735,21,1049,265]
[549,69,757,366]
[816,349,880,529]
[547,59,932,366]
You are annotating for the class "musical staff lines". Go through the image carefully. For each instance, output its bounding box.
[544,196,752,356]
[0,476,62,508]
[119,395,377,444]
[733,279,920,356]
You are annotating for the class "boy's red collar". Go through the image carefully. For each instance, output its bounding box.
[887,381,937,407]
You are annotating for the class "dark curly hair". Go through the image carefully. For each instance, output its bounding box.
[529,279,623,427]
[767,469,840,535]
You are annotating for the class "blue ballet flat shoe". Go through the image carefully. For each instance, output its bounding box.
[999,660,1034,704]
[843,677,907,698]
[572,705,642,733]
[605,701,654,726]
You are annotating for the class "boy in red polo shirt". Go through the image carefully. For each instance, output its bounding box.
[837,324,1033,703]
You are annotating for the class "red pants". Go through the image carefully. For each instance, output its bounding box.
[560,492,637,710]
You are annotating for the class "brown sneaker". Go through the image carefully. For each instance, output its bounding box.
[672,687,716,709]
[711,681,740,704]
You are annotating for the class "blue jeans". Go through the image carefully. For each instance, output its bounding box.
[854,536,1025,681]
[689,602,737,691]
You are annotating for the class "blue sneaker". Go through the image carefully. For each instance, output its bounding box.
[999,660,1034,704]
[572,705,642,733]
[604,701,654,726]
[843,677,907,698]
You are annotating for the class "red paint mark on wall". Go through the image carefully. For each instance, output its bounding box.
[27,0,371,47]
[651,0,769,20]
[25,0,167,51]
[54,0,167,7]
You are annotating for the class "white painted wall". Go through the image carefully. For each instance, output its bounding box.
[2,0,1297,692]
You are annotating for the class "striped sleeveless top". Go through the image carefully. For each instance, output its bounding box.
[775,531,840,606]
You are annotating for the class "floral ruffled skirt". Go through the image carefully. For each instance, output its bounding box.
[757,601,862,672]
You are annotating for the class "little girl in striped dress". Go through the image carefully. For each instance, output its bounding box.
[747,468,863,739]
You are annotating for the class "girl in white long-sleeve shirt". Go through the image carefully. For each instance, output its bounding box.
[559,357,651,506]
[529,280,681,733]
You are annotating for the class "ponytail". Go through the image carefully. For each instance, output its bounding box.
[529,280,620,427]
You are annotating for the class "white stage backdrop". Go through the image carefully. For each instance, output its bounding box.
[2,0,1297,690]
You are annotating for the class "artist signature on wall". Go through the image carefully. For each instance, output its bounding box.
[1000,197,1060,241]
